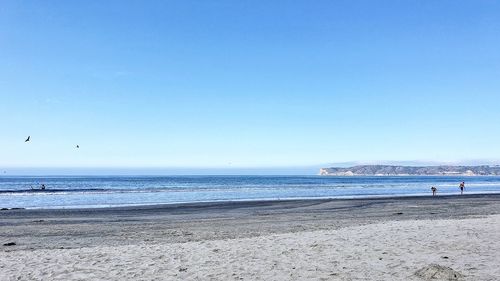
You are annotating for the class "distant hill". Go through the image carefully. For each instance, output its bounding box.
[319,165,500,176]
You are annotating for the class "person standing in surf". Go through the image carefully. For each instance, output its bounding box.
[459,182,465,195]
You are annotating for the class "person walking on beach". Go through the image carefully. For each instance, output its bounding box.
[459,182,465,195]
[431,186,437,196]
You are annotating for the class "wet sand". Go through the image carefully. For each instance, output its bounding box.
[1,194,500,280]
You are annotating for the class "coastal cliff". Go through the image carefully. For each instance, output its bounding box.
[319,165,500,176]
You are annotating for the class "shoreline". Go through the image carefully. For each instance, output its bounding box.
[2,193,500,235]
[1,192,499,212]
[2,191,500,211]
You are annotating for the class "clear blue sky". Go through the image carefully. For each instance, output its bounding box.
[1,1,500,172]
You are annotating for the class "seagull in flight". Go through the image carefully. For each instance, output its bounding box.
[76,145,79,148]
[25,136,30,142]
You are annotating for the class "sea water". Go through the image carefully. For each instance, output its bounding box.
[1,176,500,209]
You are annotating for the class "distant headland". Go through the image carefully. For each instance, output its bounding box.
[319,165,500,176]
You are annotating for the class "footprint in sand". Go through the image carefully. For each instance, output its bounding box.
[414,264,464,280]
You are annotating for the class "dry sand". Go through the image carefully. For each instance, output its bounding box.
[1,194,500,280]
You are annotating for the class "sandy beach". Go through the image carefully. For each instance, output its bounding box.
[1,194,500,280]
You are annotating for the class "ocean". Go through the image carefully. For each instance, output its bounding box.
[1,175,500,209]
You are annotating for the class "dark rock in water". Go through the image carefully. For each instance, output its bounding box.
[415,264,464,280]
[3,242,16,246]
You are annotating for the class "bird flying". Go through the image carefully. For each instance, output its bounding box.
[25,136,30,142]
[76,145,79,148]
